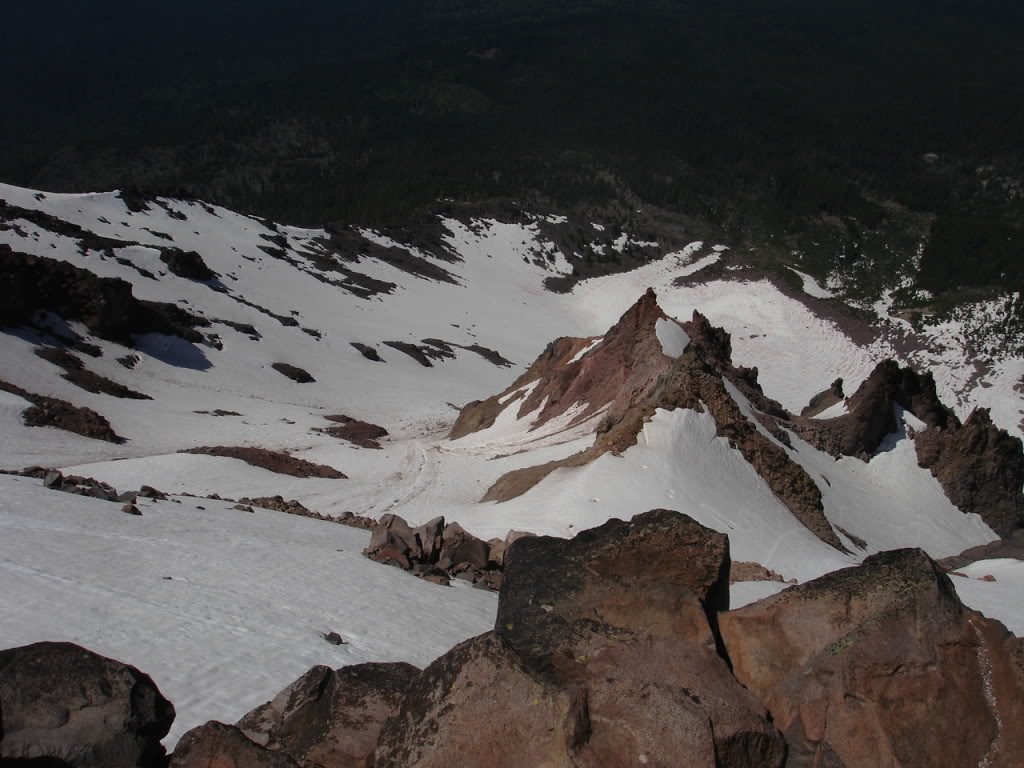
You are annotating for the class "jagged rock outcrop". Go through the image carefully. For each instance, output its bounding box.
[362,514,501,589]
[375,510,787,768]
[236,662,419,768]
[791,361,1023,535]
[159,248,218,282]
[0,244,207,344]
[464,290,844,551]
[0,642,174,767]
[790,360,952,459]
[720,549,1024,767]
[915,408,1024,537]
[169,722,299,768]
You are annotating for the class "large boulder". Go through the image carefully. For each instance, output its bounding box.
[720,549,1024,767]
[169,722,299,768]
[375,510,785,768]
[0,642,174,767]
[236,662,419,768]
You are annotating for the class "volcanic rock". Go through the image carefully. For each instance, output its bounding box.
[0,641,174,767]
[462,292,844,551]
[375,510,785,768]
[719,548,1024,767]
[169,722,299,768]
[915,408,1024,537]
[237,662,419,768]
[791,360,951,459]
[800,377,844,417]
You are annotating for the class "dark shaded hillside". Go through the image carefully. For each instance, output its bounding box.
[4,0,1024,297]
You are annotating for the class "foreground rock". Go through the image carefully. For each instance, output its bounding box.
[720,548,1024,767]
[236,662,419,768]
[0,642,174,767]
[169,722,298,768]
[375,510,786,768]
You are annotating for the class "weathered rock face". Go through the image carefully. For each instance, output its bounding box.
[0,642,174,767]
[169,722,299,768]
[916,408,1024,537]
[236,662,419,768]
[0,379,125,443]
[375,510,786,768]
[720,549,1024,768]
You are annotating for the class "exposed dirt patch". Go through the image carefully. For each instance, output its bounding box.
[320,415,389,449]
[181,447,346,478]
[271,363,315,383]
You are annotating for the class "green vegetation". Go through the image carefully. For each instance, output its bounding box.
[3,0,1023,299]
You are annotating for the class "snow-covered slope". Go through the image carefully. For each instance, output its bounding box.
[1,181,1021,746]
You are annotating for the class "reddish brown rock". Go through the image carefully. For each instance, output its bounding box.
[236,662,418,768]
[321,415,389,449]
[169,722,299,768]
[0,379,124,443]
[720,548,1024,768]
[463,292,844,551]
[376,511,785,768]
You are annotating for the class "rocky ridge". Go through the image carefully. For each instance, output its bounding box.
[453,290,1024,538]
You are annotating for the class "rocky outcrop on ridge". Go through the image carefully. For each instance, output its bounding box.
[789,359,952,459]
[0,641,174,767]
[454,290,1024,538]
[791,361,1024,535]
[915,408,1024,537]
[0,244,208,345]
[459,289,845,551]
[5,512,1024,767]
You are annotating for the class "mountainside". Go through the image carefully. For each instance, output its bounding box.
[1,180,1023,749]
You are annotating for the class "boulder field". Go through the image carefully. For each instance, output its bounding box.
[2,510,1022,767]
